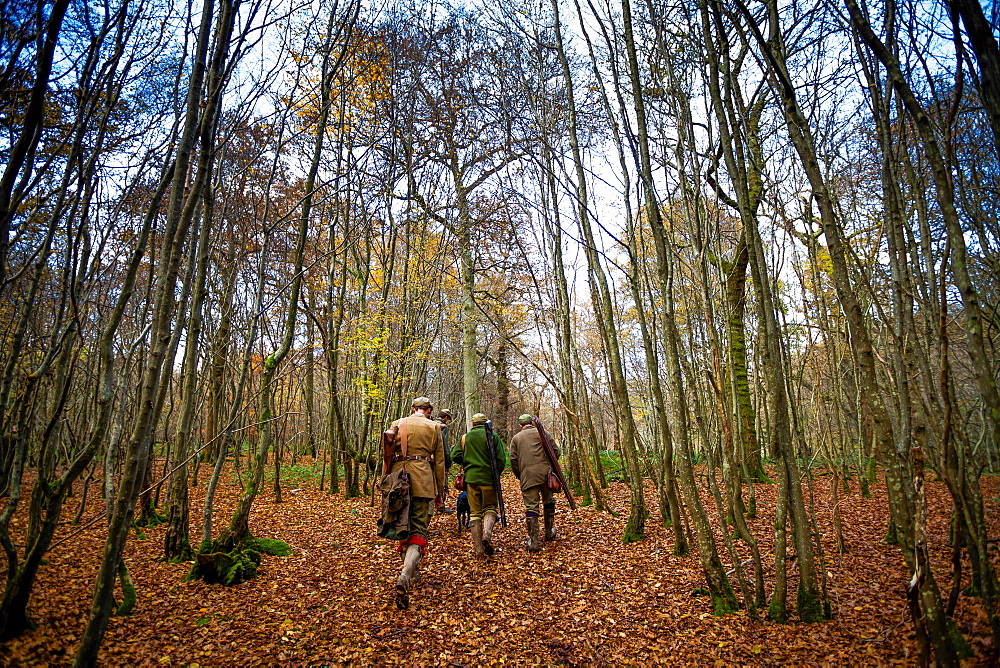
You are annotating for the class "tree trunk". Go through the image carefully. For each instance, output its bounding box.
[165,168,216,561]
[75,0,236,658]
[0,0,71,289]
[553,0,647,541]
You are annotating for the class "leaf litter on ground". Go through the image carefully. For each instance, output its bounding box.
[0,463,997,665]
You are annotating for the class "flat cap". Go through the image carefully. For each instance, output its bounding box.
[438,409,452,418]
[471,413,487,424]
[518,414,534,425]
[411,396,432,409]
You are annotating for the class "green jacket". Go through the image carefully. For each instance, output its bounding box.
[452,425,506,487]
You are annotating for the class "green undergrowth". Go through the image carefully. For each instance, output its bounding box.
[599,450,626,483]
[278,462,327,486]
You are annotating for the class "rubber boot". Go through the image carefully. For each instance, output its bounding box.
[543,503,556,541]
[482,511,496,556]
[471,519,486,561]
[395,544,422,610]
[526,517,541,553]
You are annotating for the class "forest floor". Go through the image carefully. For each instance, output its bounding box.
[1,462,998,666]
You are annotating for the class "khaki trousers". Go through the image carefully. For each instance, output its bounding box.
[521,483,553,516]
[408,497,433,537]
[467,484,497,521]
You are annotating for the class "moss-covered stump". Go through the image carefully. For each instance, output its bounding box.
[883,519,900,545]
[768,598,788,624]
[621,506,647,543]
[797,587,826,623]
[186,536,291,585]
[622,523,644,543]
[190,548,260,585]
[711,590,739,617]
[135,510,167,528]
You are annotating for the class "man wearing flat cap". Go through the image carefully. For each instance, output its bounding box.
[384,396,445,609]
[451,413,506,560]
[509,414,560,552]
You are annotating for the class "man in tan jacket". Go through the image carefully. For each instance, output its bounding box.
[508,414,559,552]
[385,396,445,609]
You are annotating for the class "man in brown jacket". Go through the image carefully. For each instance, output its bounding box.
[385,396,445,609]
[508,414,559,552]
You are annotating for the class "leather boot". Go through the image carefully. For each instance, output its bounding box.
[482,512,496,556]
[395,544,422,610]
[525,517,541,553]
[543,503,556,541]
[471,519,486,561]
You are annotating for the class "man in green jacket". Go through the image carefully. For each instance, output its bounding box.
[451,413,506,560]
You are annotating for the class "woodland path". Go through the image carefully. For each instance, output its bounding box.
[1,464,997,665]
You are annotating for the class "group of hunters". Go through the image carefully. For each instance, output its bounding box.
[378,396,566,610]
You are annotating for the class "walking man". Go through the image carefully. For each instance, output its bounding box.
[435,409,454,448]
[383,396,445,609]
[434,409,454,514]
[509,414,559,552]
[451,413,506,560]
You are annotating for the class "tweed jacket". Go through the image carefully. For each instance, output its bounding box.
[509,425,559,491]
[388,413,445,499]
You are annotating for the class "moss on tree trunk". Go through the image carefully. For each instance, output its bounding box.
[114,561,137,617]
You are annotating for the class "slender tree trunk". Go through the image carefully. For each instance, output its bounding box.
[165,159,217,561]
[946,0,1000,155]
[74,0,236,657]
[0,0,71,290]
[305,289,317,458]
[454,173,480,424]
[538,134,606,511]
[618,0,734,602]
[552,0,647,541]
[846,0,999,649]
